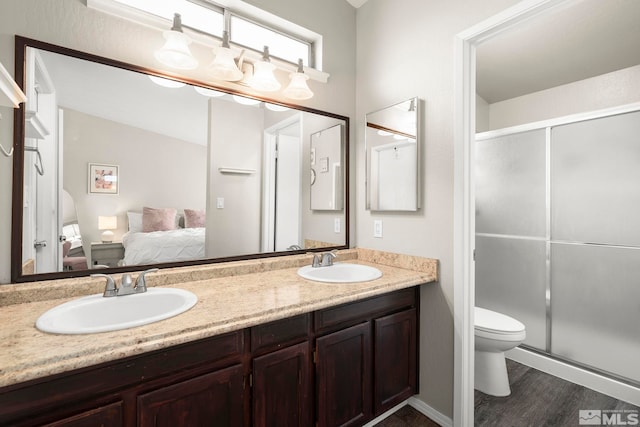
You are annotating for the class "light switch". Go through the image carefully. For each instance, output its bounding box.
[216,197,224,209]
[334,218,341,233]
[374,220,383,238]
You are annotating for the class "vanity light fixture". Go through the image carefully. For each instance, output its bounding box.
[98,216,117,243]
[283,59,313,100]
[0,61,27,157]
[249,46,281,92]
[209,31,243,81]
[154,13,198,70]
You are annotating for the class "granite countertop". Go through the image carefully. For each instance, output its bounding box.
[0,248,438,388]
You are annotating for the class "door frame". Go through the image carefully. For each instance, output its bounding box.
[453,1,570,425]
[261,114,303,252]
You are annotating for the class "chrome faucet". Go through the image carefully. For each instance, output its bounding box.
[91,268,159,297]
[311,250,337,268]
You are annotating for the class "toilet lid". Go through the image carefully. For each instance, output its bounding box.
[475,307,525,334]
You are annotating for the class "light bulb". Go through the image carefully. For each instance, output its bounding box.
[209,31,243,81]
[249,46,281,92]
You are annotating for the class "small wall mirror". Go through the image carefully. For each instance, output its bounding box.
[366,97,420,211]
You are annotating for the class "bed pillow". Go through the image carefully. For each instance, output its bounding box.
[184,209,206,228]
[142,207,177,232]
[127,211,143,232]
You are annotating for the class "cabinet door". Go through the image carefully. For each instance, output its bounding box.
[374,308,417,414]
[253,341,312,427]
[316,322,372,427]
[42,401,123,427]
[138,364,245,427]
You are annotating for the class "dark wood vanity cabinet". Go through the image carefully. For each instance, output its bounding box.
[314,288,419,427]
[0,287,419,427]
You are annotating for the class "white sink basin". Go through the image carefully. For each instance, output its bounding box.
[36,288,198,334]
[297,263,382,283]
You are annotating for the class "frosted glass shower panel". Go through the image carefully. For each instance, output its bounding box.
[475,235,547,349]
[551,111,640,246]
[476,129,546,237]
[551,243,640,382]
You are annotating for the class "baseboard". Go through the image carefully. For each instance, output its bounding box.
[408,396,453,427]
[361,400,409,427]
[361,397,453,427]
[508,347,640,407]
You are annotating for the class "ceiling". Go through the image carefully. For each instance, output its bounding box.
[476,0,640,103]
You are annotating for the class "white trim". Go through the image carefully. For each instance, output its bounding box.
[361,400,409,427]
[475,101,640,140]
[360,397,453,427]
[508,348,640,407]
[453,1,572,426]
[409,397,454,427]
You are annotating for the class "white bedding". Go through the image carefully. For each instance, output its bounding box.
[121,228,205,265]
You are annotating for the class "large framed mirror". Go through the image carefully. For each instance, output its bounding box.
[365,97,420,211]
[11,36,349,283]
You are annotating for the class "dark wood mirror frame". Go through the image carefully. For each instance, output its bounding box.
[11,36,350,283]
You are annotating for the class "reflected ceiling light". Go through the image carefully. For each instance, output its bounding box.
[377,130,393,137]
[249,46,281,92]
[194,86,225,97]
[154,13,198,70]
[393,134,407,141]
[209,31,243,81]
[148,75,186,88]
[232,95,261,105]
[264,103,290,112]
[283,59,313,100]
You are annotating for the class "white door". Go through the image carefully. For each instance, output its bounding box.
[274,133,301,251]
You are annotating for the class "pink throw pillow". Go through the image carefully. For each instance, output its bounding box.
[184,209,206,228]
[142,207,177,232]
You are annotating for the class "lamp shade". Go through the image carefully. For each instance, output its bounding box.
[154,14,198,70]
[250,60,281,92]
[98,216,117,243]
[249,46,280,92]
[283,72,313,100]
[283,59,313,100]
[209,46,243,81]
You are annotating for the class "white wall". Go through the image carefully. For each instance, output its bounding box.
[206,100,263,258]
[63,109,207,253]
[355,0,520,417]
[488,64,640,130]
[0,0,355,283]
[476,95,490,133]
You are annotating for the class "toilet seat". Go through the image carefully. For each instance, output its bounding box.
[475,307,525,335]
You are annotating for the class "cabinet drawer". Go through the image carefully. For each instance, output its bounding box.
[251,314,310,355]
[315,288,416,334]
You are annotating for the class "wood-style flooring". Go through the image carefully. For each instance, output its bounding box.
[375,359,639,427]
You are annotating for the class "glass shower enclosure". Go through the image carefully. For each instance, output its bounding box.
[475,109,640,384]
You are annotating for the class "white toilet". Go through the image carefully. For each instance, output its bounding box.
[474,307,526,397]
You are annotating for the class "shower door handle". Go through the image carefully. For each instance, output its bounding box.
[34,240,47,249]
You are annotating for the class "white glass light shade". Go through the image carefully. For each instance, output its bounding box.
[250,60,281,92]
[264,103,290,112]
[209,47,243,81]
[194,86,225,97]
[283,72,313,100]
[232,95,261,106]
[148,75,185,88]
[155,30,198,70]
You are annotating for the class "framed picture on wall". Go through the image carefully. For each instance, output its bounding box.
[88,163,119,195]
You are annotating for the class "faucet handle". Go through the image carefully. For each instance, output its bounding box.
[91,273,117,297]
[135,268,159,293]
[309,253,321,267]
[321,250,338,267]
